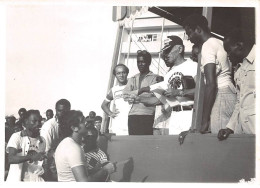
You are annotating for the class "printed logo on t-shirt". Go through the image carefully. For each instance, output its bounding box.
[114,90,124,100]
[168,72,184,89]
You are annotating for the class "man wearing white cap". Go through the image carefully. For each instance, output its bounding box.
[136,35,197,134]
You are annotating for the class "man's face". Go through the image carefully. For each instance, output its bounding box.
[19,110,26,120]
[191,46,200,62]
[163,45,181,68]
[115,66,128,84]
[137,56,150,73]
[223,38,243,66]
[25,113,41,138]
[56,104,69,121]
[46,111,54,120]
[94,120,102,131]
[89,112,95,119]
[184,26,200,45]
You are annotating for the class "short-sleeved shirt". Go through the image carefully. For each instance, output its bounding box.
[6,131,46,181]
[40,117,60,153]
[201,37,232,88]
[150,59,197,107]
[123,71,158,116]
[55,137,87,182]
[107,85,131,135]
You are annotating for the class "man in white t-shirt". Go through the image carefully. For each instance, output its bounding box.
[135,36,197,134]
[101,64,131,135]
[55,110,109,182]
[40,99,71,181]
[6,110,46,182]
[183,14,236,134]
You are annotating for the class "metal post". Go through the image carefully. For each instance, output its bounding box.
[191,7,213,132]
[126,19,134,66]
[158,18,165,75]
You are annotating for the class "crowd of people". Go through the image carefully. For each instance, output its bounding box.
[4,14,255,182]
[5,101,113,182]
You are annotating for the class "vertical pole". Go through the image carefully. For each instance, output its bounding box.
[191,7,213,132]
[126,19,134,66]
[158,18,165,75]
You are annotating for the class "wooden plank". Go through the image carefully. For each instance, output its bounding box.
[100,134,255,182]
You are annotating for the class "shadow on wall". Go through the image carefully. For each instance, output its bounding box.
[97,135,135,182]
[118,157,134,182]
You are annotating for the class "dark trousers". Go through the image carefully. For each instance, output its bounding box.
[128,115,154,135]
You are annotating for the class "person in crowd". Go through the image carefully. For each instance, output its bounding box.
[183,14,236,134]
[46,109,54,121]
[40,99,71,181]
[94,116,102,134]
[135,36,197,135]
[86,111,96,120]
[190,44,201,63]
[41,117,47,126]
[55,110,109,182]
[101,64,131,135]
[5,115,17,180]
[13,124,24,133]
[5,116,16,142]
[6,110,46,182]
[123,50,159,135]
[82,126,115,181]
[15,108,27,128]
[218,28,255,140]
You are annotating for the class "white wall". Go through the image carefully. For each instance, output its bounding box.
[5,5,117,118]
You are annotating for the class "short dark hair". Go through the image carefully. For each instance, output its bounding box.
[113,64,129,76]
[89,111,96,116]
[137,50,152,64]
[86,126,99,139]
[95,116,102,122]
[23,110,41,120]
[55,99,71,110]
[224,28,255,48]
[59,110,83,138]
[46,109,53,114]
[183,14,210,33]
[18,108,27,114]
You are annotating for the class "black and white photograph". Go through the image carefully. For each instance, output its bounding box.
[1,0,259,185]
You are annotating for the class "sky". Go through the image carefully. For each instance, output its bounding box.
[5,4,118,118]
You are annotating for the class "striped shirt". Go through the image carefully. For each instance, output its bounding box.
[84,148,108,170]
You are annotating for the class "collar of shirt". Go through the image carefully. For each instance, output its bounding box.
[244,44,255,64]
[134,71,155,78]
